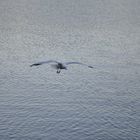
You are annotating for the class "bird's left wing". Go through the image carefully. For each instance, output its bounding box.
[65,62,93,68]
[30,60,59,67]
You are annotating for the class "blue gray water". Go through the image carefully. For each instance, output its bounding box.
[0,0,140,139]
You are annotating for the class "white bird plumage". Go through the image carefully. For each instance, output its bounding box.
[30,60,93,73]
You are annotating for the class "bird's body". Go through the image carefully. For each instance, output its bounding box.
[30,60,93,74]
[57,63,67,69]
[54,63,67,73]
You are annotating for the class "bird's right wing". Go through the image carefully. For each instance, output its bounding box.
[30,60,59,67]
[65,62,93,68]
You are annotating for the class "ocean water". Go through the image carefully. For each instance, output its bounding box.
[0,0,140,139]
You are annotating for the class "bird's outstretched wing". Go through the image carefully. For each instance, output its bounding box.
[65,62,93,68]
[30,60,59,67]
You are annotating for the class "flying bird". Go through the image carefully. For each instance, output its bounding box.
[30,60,93,73]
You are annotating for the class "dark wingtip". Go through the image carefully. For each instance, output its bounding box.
[88,66,93,68]
[30,63,41,67]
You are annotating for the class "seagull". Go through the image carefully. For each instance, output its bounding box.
[30,60,93,73]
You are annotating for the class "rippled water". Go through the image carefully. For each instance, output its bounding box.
[0,0,140,139]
